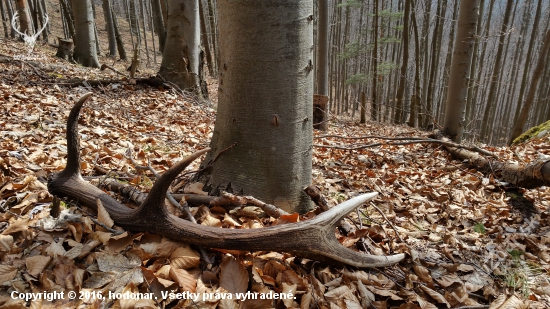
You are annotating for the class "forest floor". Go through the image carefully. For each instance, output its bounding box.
[1,41,550,309]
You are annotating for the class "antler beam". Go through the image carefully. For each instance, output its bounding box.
[48,93,405,268]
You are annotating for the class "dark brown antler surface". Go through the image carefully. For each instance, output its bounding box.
[48,93,405,268]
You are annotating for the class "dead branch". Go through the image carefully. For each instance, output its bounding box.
[210,191,288,218]
[314,137,495,157]
[434,130,550,188]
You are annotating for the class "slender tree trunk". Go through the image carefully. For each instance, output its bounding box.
[479,0,513,141]
[394,0,410,124]
[151,0,166,52]
[443,0,480,142]
[71,0,100,68]
[316,0,329,130]
[370,0,379,121]
[0,0,9,38]
[159,0,206,98]
[102,0,117,56]
[509,30,550,144]
[424,0,446,128]
[5,0,16,38]
[512,0,542,124]
[140,0,150,66]
[36,0,47,42]
[198,0,213,76]
[111,6,127,60]
[408,0,421,127]
[204,0,313,214]
[60,0,75,40]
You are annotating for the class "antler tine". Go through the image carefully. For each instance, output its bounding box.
[48,94,405,268]
[11,12,26,38]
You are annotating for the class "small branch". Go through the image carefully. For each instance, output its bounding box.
[367,203,404,243]
[314,138,496,157]
[210,191,288,218]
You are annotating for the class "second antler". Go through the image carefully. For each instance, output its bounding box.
[48,93,405,268]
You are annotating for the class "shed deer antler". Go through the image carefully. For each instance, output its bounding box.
[48,93,405,268]
[11,12,49,47]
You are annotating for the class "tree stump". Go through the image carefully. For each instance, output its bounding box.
[313,94,329,130]
[56,38,74,62]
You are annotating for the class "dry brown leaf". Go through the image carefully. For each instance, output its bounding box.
[25,255,51,278]
[281,282,297,307]
[96,199,114,228]
[419,285,450,308]
[219,255,248,294]
[169,267,197,291]
[413,265,433,283]
[0,264,17,283]
[0,235,14,252]
[170,245,201,270]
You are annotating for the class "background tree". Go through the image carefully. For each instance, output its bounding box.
[443,0,480,142]
[509,30,550,144]
[71,0,100,68]
[202,0,313,214]
[159,0,206,98]
[14,0,32,36]
[102,0,116,56]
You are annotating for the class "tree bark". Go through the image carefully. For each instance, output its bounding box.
[509,30,550,144]
[159,0,205,98]
[316,0,329,131]
[150,0,166,52]
[394,0,410,124]
[14,0,32,37]
[202,0,314,214]
[442,0,480,142]
[71,0,100,68]
[102,0,116,56]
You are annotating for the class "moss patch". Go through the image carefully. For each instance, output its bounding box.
[512,119,550,145]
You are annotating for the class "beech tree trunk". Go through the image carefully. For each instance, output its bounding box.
[442,0,480,142]
[102,0,116,56]
[71,0,100,68]
[203,0,314,214]
[159,0,205,97]
[316,0,329,131]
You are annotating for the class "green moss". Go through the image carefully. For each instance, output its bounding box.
[512,120,550,145]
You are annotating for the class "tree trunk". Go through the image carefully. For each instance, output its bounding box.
[370,0,379,121]
[198,0,213,77]
[442,0,480,142]
[509,30,550,144]
[394,0,411,124]
[202,0,313,214]
[14,0,32,37]
[479,0,513,141]
[140,0,150,66]
[0,0,9,38]
[316,0,329,131]
[111,7,127,60]
[71,0,100,68]
[512,0,543,125]
[102,0,117,56]
[151,0,166,52]
[60,0,75,40]
[36,0,47,42]
[159,0,206,98]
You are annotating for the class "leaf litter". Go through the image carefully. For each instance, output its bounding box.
[1,42,550,308]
